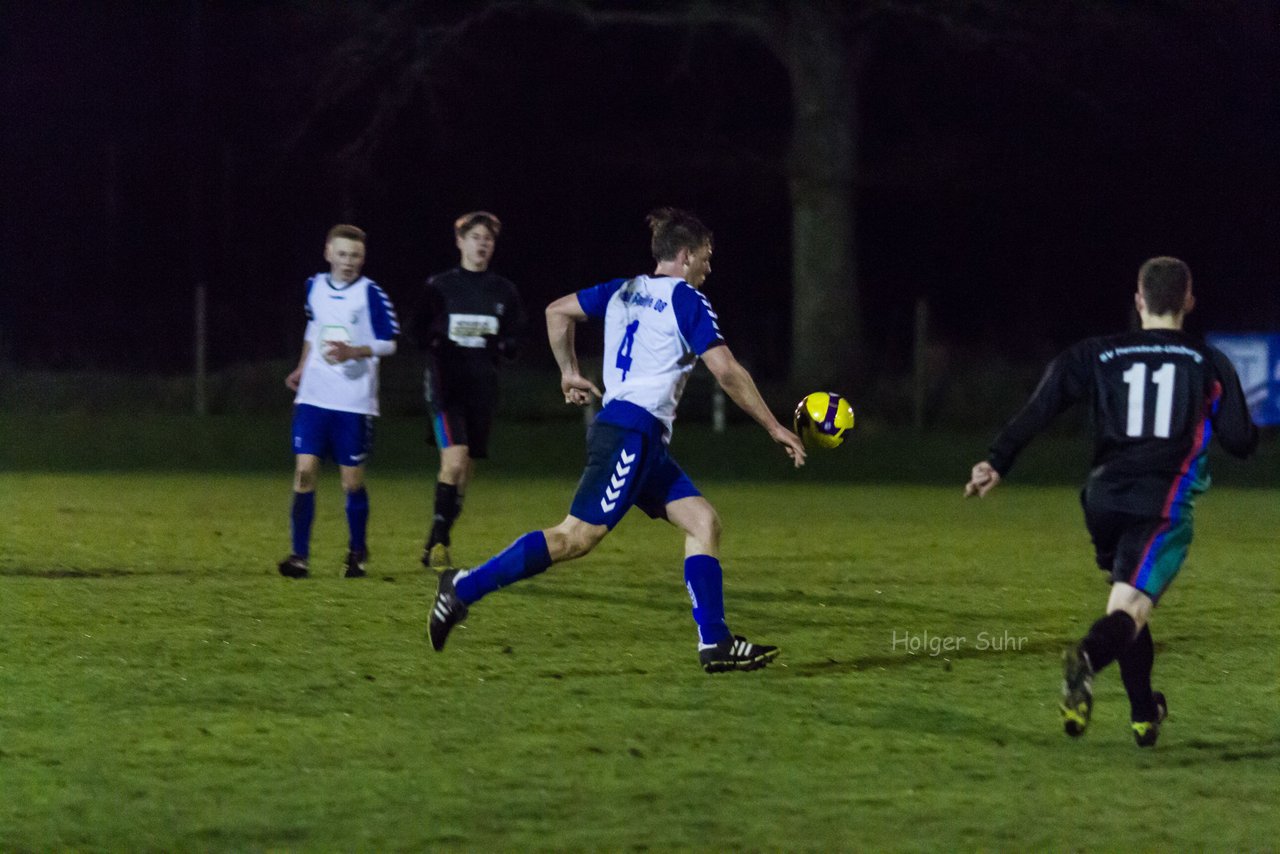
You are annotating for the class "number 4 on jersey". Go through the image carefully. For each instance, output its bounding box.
[615,319,639,381]
[1122,362,1176,437]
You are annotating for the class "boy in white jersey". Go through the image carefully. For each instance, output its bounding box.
[428,208,807,672]
[278,224,399,579]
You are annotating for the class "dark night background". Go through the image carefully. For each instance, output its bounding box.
[4,0,1279,390]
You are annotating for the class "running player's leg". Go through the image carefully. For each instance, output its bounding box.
[1066,510,1180,738]
[452,422,639,604]
[663,486,778,673]
[1078,583,1148,674]
[1119,623,1165,745]
[1062,506,1132,733]
[429,422,639,651]
[1110,516,1191,744]
[664,496,729,646]
[454,515,606,602]
[1066,583,1147,730]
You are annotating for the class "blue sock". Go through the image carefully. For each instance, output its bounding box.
[290,491,315,558]
[346,488,369,553]
[455,531,552,604]
[684,554,730,645]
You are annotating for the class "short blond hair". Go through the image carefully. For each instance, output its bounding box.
[326,224,367,244]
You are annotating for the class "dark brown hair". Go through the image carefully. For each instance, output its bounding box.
[1138,256,1192,315]
[454,211,502,238]
[646,207,713,262]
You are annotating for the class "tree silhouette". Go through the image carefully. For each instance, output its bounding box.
[284,0,1278,389]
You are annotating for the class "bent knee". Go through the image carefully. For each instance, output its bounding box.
[439,460,468,483]
[1107,583,1154,630]
[683,507,722,550]
[546,519,608,560]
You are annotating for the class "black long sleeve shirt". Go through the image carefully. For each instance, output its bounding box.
[989,328,1258,515]
[411,267,526,381]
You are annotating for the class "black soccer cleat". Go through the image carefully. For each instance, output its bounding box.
[421,542,452,572]
[344,550,368,578]
[278,554,309,579]
[428,569,470,652]
[1132,691,1168,748]
[1060,645,1095,737]
[699,635,780,674]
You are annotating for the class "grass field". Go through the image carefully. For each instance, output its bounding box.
[2,417,1277,850]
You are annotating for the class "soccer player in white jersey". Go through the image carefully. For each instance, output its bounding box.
[429,208,806,672]
[278,224,399,579]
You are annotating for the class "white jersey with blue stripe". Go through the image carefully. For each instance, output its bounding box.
[576,274,724,438]
[294,274,399,416]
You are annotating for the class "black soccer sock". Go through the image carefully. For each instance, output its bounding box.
[428,481,463,547]
[1118,624,1158,721]
[1080,611,1137,673]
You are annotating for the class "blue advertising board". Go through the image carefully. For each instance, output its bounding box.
[1206,332,1280,426]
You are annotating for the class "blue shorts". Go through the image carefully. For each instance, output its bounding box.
[291,403,374,467]
[569,421,700,529]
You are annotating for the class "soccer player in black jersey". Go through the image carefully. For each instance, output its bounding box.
[411,212,527,570]
[965,257,1258,747]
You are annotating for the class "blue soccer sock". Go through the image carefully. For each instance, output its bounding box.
[346,488,369,553]
[455,531,552,604]
[685,554,731,646]
[290,490,315,558]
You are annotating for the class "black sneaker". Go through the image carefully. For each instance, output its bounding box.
[344,550,368,578]
[278,554,309,579]
[1132,691,1168,748]
[1061,645,1094,737]
[428,569,469,651]
[699,635,780,673]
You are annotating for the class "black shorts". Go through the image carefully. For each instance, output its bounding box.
[1080,493,1194,603]
[424,365,498,458]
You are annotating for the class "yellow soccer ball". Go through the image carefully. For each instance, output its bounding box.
[794,391,856,449]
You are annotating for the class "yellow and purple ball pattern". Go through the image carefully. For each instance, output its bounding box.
[794,391,855,449]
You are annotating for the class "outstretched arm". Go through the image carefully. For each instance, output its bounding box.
[545,293,601,406]
[701,344,806,468]
[965,345,1088,496]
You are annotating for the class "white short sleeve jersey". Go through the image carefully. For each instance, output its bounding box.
[294,274,399,416]
[576,274,724,437]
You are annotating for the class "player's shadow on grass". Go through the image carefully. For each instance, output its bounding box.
[510,580,1021,624]
[1163,738,1280,765]
[0,567,139,579]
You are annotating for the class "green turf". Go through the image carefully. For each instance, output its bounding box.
[2,468,1276,850]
